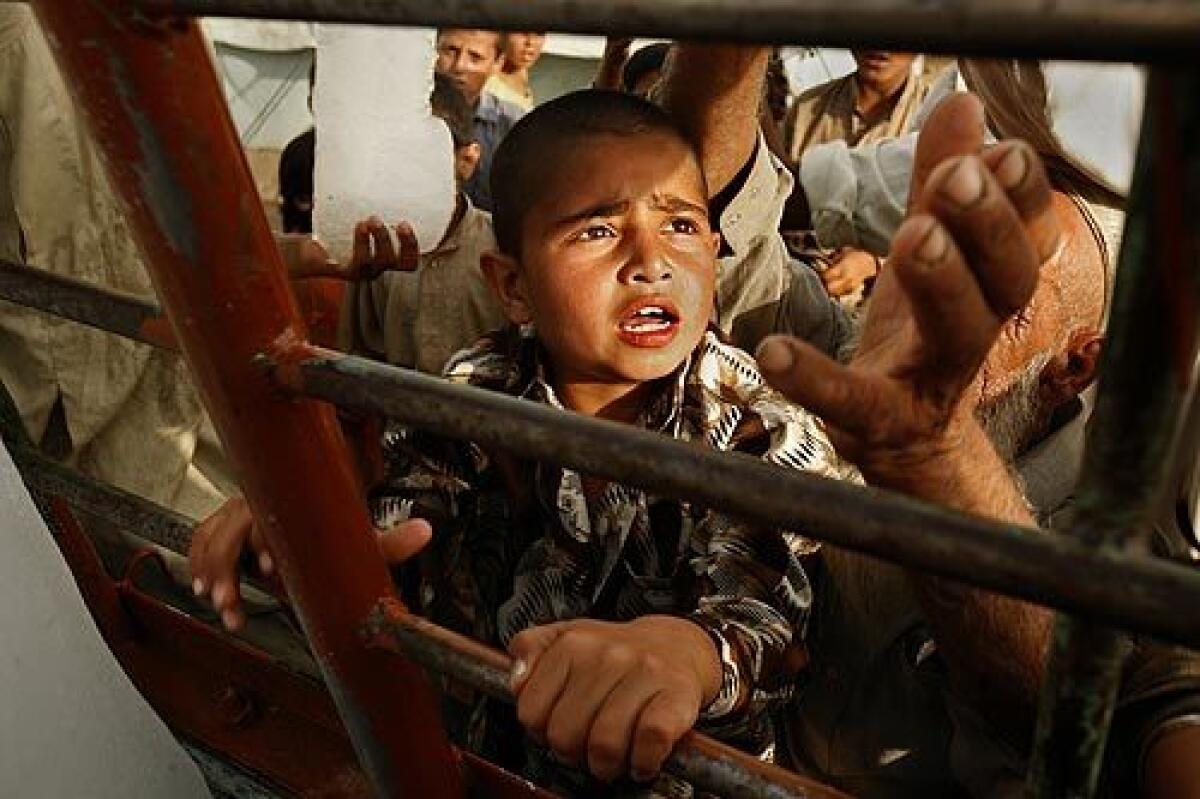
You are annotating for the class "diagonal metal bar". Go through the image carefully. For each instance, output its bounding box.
[0,258,175,350]
[27,2,465,795]
[138,0,1200,62]
[268,344,1200,651]
[1027,67,1200,799]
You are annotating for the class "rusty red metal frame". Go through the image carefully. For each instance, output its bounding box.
[27,2,463,795]
[39,492,555,798]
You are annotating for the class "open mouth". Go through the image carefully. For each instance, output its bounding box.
[617,299,682,347]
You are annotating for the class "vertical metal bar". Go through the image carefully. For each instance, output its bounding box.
[1027,67,1200,798]
[25,3,464,795]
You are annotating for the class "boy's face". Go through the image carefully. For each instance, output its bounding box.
[436,30,503,106]
[489,131,720,392]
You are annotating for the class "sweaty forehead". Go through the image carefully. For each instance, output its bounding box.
[536,131,706,210]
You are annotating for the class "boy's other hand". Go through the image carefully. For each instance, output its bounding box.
[508,615,722,783]
[189,496,432,632]
[277,218,418,281]
[756,93,1060,493]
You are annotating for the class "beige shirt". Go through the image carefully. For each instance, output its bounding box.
[484,76,534,113]
[784,65,939,164]
[0,7,229,519]
[339,199,507,374]
[714,134,851,358]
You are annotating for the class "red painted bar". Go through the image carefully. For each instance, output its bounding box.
[27,3,464,795]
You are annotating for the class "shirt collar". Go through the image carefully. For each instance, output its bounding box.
[1016,394,1089,522]
[521,334,692,435]
[428,193,475,257]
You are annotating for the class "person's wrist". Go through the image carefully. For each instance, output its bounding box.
[634,615,723,706]
[854,415,982,495]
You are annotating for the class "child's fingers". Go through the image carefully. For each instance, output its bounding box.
[368,218,397,268]
[351,221,372,266]
[509,621,570,692]
[629,689,697,782]
[511,621,586,748]
[394,222,419,272]
[543,649,632,767]
[585,676,662,782]
[376,518,432,566]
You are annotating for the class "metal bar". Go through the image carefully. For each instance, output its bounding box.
[1027,67,1200,799]
[0,258,175,350]
[138,0,1200,62]
[363,599,851,799]
[27,3,463,796]
[1,427,843,798]
[272,345,1200,650]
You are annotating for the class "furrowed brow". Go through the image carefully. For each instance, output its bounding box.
[553,200,631,228]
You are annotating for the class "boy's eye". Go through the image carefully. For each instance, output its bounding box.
[573,224,616,243]
[666,218,701,235]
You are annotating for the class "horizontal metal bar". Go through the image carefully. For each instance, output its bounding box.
[0,433,839,797]
[138,0,1200,62]
[275,347,1200,651]
[19,450,196,556]
[363,598,850,799]
[1028,66,1200,798]
[0,259,174,350]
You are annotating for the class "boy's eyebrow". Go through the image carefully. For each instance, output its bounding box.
[553,200,631,228]
[553,194,709,229]
[652,194,709,218]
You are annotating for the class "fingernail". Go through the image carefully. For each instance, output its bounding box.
[941,158,985,208]
[915,222,949,265]
[756,338,794,373]
[258,551,274,576]
[192,578,205,597]
[509,658,528,689]
[211,582,228,609]
[221,609,241,631]
[994,146,1029,190]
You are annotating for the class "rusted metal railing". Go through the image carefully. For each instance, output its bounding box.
[7,263,1200,650]
[27,3,463,795]
[9,0,1200,797]
[1027,67,1200,799]
[136,0,1200,62]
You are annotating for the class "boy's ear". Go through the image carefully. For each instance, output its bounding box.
[481,250,534,325]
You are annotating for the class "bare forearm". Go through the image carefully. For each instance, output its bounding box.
[874,421,1052,734]
[660,45,768,197]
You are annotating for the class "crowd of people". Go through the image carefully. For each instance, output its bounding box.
[3,11,1199,798]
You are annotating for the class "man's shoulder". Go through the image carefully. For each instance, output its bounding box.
[477,91,526,128]
[793,74,854,109]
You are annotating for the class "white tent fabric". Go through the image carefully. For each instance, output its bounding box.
[0,442,211,798]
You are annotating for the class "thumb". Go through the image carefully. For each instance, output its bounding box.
[507,621,572,693]
[376,518,432,566]
[756,335,881,441]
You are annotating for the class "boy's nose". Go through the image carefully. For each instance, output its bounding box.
[621,230,673,284]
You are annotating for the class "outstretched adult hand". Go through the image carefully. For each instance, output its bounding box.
[756,93,1061,492]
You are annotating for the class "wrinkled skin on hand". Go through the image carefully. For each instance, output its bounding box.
[757,93,1061,491]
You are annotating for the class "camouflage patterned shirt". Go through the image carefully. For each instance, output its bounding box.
[369,326,856,783]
